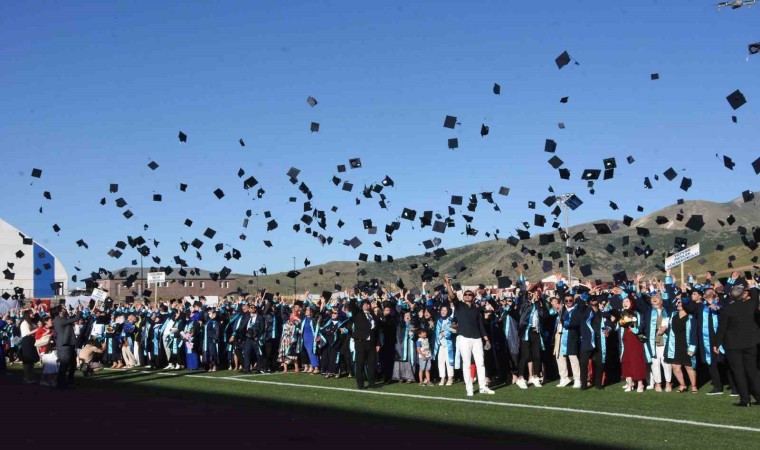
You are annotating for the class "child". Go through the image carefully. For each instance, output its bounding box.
[40,346,58,387]
[416,329,433,386]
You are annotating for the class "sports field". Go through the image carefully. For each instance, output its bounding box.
[6,367,757,449]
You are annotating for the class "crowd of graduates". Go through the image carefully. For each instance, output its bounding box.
[2,269,759,405]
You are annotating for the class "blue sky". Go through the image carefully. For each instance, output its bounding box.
[1,1,758,285]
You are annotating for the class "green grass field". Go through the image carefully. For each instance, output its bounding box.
[45,367,758,449]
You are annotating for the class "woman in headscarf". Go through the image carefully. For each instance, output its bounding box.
[434,305,456,385]
[392,311,416,383]
[278,303,302,373]
[615,294,648,392]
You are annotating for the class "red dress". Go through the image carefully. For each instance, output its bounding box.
[621,326,647,381]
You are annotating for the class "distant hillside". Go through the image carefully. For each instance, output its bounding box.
[235,192,759,293]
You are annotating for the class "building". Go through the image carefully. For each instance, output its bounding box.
[0,217,68,300]
[95,267,239,300]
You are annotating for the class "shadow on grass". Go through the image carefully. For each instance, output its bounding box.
[3,367,621,449]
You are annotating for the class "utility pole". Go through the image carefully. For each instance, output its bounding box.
[556,193,581,284]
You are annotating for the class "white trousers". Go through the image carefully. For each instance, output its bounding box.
[457,336,487,393]
[650,345,672,383]
[133,342,143,366]
[557,354,580,380]
[122,345,137,367]
[437,340,454,379]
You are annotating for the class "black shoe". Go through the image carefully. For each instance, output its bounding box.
[733,401,752,407]
[357,386,366,390]
[706,388,723,396]
[242,370,250,374]
[595,386,604,390]
[580,385,590,391]
[368,384,377,389]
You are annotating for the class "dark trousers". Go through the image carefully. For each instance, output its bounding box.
[707,354,736,392]
[264,339,278,371]
[726,347,760,404]
[56,346,76,389]
[354,340,377,389]
[321,344,341,374]
[340,339,354,376]
[243,340,265,372]
[518,330,542,378]
[580,349,603,388]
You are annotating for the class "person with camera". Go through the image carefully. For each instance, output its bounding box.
[444,274,494,396]
[52,304,83,389]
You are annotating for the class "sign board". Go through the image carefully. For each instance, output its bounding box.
[147,272,166,284]
[91,288,107,303]
[665,243,700,270]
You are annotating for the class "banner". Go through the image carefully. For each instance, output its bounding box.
[665,243,701,270]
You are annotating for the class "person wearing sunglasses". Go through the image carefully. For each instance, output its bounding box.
[444,275,495,396]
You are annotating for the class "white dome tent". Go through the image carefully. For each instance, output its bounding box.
[0,217,68,302]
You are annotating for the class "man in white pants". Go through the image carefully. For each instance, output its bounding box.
[445,275,494,397]
[647,297,672,392]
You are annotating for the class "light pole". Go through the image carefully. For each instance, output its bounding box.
[556,193,582,284]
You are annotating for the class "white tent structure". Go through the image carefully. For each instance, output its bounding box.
[0,218,68,300]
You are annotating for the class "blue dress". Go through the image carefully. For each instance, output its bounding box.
[302,318,319,367]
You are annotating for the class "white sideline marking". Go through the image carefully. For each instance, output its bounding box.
[115,371,760,434]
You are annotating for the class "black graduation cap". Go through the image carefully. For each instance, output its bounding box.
[213,188,225,199]
[558,168,570,180]
[287,167,301,179]
[179,183,188,192]
[751,42,760,54]
[603,169,614,180]
[742,190,754,203]
[663,167,677,181]
[517,229,530,240]
[115,198,127,208]
[560,96,569,103]
[603,158,617,169]
[613,271,628,285]
[535,214,547,227]
[650,73,659,80]
[147,160,159,171]
[643,177,653,189]
[443,115,457,129]
[267,219,278,231]
[498,187,510,196]
[684,215,705,232]
[480,124,489,137]
[151,193,162,202]
[447,138,459,149]
[751,157,760,175]
[539,233,554,245]
[184,218,193,227]
[203,228,216,239]
[493,83,501,95]
[609,201,619,210]
[548,155,564,169]
[622,215,633,227]
[544,139,557,153]
[239,138,245,147]
[401,208,416,221]
[674,236,687,250]
[433,248,447,259]
[555,50,571,69]
[594,223,612,234]
[450,195,463,206]
[286,270,301,279]
[31,168,42,178]
[680,177,692,192]
[722,155,735,170]
[558,123,565,129]
[726,89,746,110]
[528,201,536,209]
[307,96,318,107]
[123,210,133,219]
[582,169,601,180]
[349,158,362,169]
[177,131,187,142]
[605,244,616,254]
[310,122,320,132]
[382,176,394,187]
[432,221,446,233]
[580,265,593,277]
[655,216,669,225]
[52,224,61,233]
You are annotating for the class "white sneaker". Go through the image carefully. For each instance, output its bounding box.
[439,380,445,386]
[530,377,543,388]
[516,379,528,389]
[624,386,633,392]
[466,391,474,397]
[573,380,582,389]
[557,378,572,387]
[163,364,174,370]
[480,387,496,395]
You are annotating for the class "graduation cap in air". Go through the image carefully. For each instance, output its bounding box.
[594,223,612,235]
[548,155,564,169]
[213,188,225,199]
[239,138,245,146]
[52,224,61,233]
[560,96,569,103]
[674,237,687,250]
[558,122,565,129]
[662,167,677,181]
[152,193,162,202]
[492,83,501,95]
[307,96,318,107]
[178,131,187,142]
[650,73,659,80]
[680,177,692,192]
[582,169,601,180]
[751,42,760,55]
[286,270,301,279]
[31,168,42,178]
[535,214,547,227]
[349,158,362,169]
[267,219,278,231]
[539,233,554,245]
[115,198,127,208]
[685,215,705,232]
[603,169,614,180]
[555,50,571,69]
[742,190,755,203]
[448,138,459,150]
[402,208,417,221]
[609,201,619,211]
[480,124,489,137]
[203,228,216,239]
[147,160,159,171]
[382,176,394,187]
[751,157,760,175]
[613,271,628,285]
[726,89,746,110]
[723,155,736,170]
[544,139,557,153]
[179,183,188,192]
[310,122,320,132]
[579,264,593,277]
[443,115,457,129]
[655,216,669,225]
